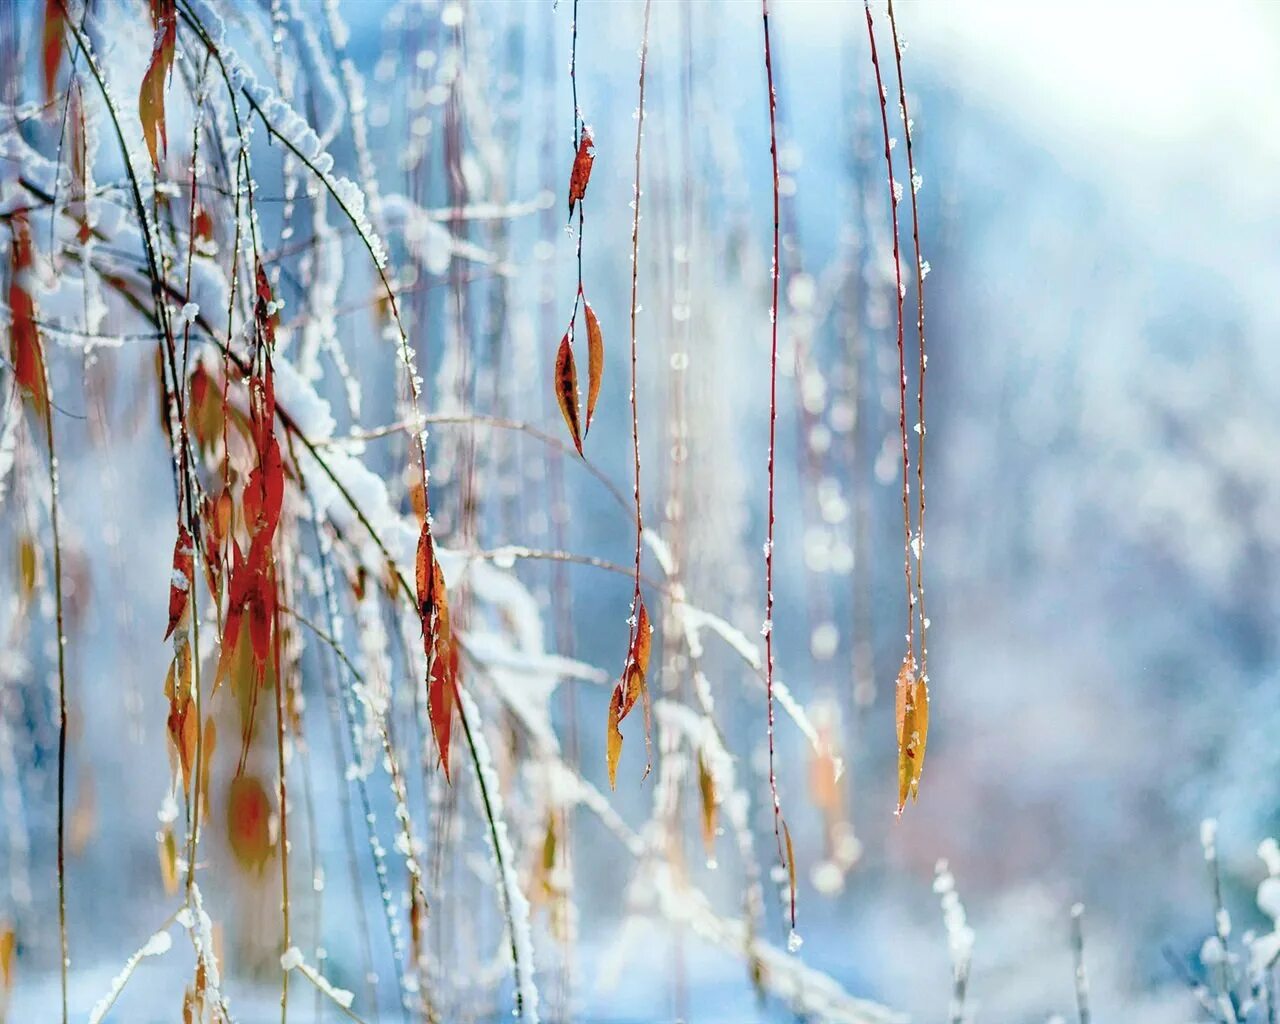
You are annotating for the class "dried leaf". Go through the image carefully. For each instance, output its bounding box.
[583,300,604,433]
[567,127,595,214]
[164,526,195,640]
[697,753,717,855]
[894,654,928,813]
[227,773,272,872]
[139,0,177,171]
[554,332,583,456]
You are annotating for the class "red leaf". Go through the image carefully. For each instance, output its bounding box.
[554,332,583,457]
[415,521,439,647]
[244,436,283,542]
[139,0,177,171]
[428,638,458,783]
[163,525,195,640]
[416,523,457,780]
[584,300,604,434]
[568,127,595,215]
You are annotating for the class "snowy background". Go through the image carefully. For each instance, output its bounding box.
[3,1,1280,1022]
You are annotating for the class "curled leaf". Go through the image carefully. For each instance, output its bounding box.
[568,127,595,214]
[554,332,583,456]
[139,0,177,171]
[584,300,604,434]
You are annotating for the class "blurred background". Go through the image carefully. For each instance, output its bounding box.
[3,1,1280,1021]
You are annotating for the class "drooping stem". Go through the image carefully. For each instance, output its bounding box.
[886,0,928,677]
[863,0,915,663]
[41,346,69,1024]
[628,0,654,774]
[761,0,795,930]
[275,599,291,1024]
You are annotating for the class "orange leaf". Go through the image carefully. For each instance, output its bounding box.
[42,0,65,103]
[606,683,624,790]
[583,300,604,433]
[0,923,12,997]
[606,599,652,787]
[567,127,595,214]
[164,525,195,640]
[894,654,929,814]
[428,637,458,783]
[554,332,583,456]
[227,774,272,872]
[138,0,177,172]
[416,522,456,780]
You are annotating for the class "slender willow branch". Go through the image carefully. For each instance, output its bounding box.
[329,414,632,518]
[760,0,795,932]
[863,0,915,661]
[886,0,929,677]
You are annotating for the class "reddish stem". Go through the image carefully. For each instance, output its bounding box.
[761,0,795,930]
